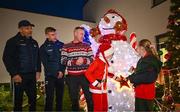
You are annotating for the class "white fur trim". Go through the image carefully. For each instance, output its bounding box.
[99,53,106,63]
[92,80,99,87]
[108,66,114,74]
[89,88,107,94]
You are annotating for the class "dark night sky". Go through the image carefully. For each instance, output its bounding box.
[0,0,88,21]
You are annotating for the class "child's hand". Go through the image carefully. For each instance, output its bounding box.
[96,83,102,88]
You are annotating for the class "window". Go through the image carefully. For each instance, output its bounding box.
[155,33,169,65]
[152,0,167,8]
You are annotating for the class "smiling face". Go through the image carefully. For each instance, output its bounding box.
[99,13,123,35]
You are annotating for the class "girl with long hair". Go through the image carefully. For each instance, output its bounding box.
[127,39,162,111]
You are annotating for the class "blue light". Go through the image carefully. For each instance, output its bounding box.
[83,28,91,45]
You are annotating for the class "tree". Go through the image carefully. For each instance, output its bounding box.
[162,0,180,107]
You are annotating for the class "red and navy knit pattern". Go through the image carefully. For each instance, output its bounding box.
[61,42,94,75]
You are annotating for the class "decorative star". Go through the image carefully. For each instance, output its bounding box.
[119,76,130,88]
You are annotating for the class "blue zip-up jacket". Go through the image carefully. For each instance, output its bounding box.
[2,32,41,76]
[40,39,66,77]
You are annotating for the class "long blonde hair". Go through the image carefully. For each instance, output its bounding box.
[139,39,159,59]
[139,39,163,84]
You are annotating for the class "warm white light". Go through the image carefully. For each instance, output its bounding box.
[82,11,139,111]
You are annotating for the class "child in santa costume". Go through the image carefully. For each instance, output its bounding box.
[85,43,118,112]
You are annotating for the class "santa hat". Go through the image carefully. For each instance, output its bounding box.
[96,43,114,65]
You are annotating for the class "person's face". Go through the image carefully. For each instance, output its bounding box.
[19,26,33,37]
[46,31,57,42]
[74,29,84,42]
[137,46,146,57]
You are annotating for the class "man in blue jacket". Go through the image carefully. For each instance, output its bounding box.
[2,20,41,111]
[40,27,65,111]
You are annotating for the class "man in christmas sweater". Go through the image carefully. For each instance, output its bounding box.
[61,26,93,111]
[85,43,119,111]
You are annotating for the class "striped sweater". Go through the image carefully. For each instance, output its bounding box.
[61,41,94,75]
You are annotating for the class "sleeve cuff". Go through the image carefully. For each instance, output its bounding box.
[127,72,132,76]
[85,58,91,65]
[9,70,19,77]
[59,65,66,74]
[108,66,114,74]
[92,80,99,87]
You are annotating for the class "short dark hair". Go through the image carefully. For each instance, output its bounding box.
[45,27,56,34]
[74,26,84,32]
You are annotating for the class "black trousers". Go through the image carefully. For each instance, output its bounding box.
[135,97,154,111]
[66,75,93,111]
[44,76,64,111]
[13,73,36,111]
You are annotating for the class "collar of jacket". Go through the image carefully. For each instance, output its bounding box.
[45,38,59,44]
[143,52,150,58]
[16,32,32,40]
[71,41,83,44]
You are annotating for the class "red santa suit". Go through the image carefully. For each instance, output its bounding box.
[85,44,114,112]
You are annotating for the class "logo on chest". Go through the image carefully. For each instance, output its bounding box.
[47,49,53,52]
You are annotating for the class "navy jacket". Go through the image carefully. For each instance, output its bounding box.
[2,32,41,76]
[128,54,162,86]
[40,39,65,77]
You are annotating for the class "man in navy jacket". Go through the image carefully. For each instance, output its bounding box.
[40,27,65,111]
[2,20,41,111]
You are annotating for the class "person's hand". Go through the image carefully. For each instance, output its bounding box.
[96,83,102,88]
[128,66,135,73]
[57,71,64,79]
[36,72,41,81]
[12,75,22,83]
[76,57,84,65]
[115,77,123,82]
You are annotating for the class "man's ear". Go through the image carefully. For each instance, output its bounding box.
[45,33,48,37]
[74,31,78,37]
